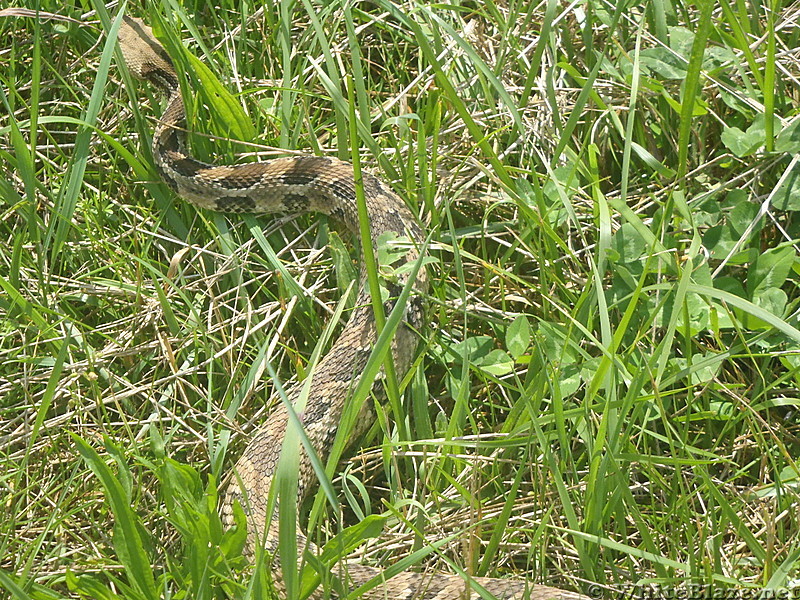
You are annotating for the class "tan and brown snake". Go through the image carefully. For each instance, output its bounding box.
[116,15,587,600]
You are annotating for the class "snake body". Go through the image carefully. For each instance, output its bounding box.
[117,16,586,600]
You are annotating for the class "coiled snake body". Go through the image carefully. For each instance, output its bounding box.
[117,16,585,600]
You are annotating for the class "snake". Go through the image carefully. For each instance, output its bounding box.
[116,15,587,600]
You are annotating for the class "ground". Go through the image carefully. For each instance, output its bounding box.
[1,1,799,599]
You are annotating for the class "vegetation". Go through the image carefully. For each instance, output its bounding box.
[1,0,799,598]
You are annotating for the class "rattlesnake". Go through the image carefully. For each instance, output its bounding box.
[116,15,586,600]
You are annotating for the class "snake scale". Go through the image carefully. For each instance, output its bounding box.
[116,16,586,600]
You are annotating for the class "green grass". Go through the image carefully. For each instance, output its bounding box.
[2,0,800,598]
